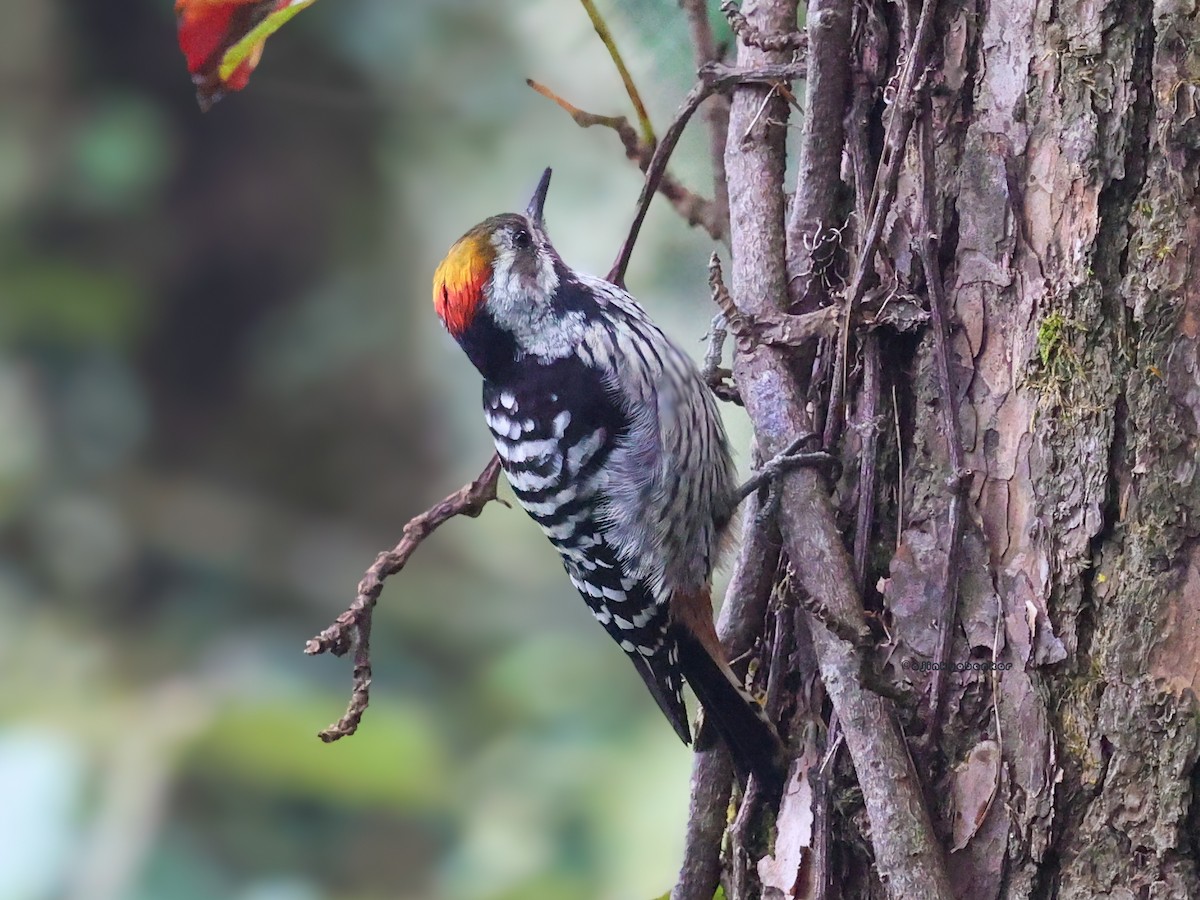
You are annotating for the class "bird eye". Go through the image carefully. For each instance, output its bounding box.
[512,229,532,249]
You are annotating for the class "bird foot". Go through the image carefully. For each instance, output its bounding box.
[737,433,837,506]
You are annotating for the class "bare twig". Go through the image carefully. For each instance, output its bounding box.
[673,749,734,900]
[917,111,968,732]
[306,455,505,742]
[764,600,794,721]
[740,82,785,142]
[680,0,732,233]
[730,571,791,900]
[703,62,812,89]
[702,311,729,379]
[812,724,845,900]
[757,10,859,884]
[751,308,840,348]
[702,311,742,405]
[718,0,856,443]
[709,253,838,351]
[527,78,631,134]
[579,0,656,146]
[709,252,754,341]
[608,60,807,287]
[729,777,766,899]
[790,570,872,648]
[528,79,723,239]
[893,383,905,549]
[852,335,882,590]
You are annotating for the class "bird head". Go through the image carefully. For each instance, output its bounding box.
[432,168,560,341]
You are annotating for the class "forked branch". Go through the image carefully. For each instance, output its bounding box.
[306,455,505,742]
[527,79,724,240]
[578,0,657,146]
[608,60,807,287]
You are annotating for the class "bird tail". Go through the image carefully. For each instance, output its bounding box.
[627,650,693,746]
[671,619,785,789]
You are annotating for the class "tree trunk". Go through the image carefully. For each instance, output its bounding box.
[676,0,1200,896]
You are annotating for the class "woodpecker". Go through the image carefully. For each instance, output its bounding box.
[432,169,783,784]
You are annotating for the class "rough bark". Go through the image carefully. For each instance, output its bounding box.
[910,0,1200,893]
[675,0,1200,895]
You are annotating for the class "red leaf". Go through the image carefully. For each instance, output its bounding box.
[175,0,287,110]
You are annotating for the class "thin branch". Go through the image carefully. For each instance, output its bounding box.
[674,749,734,900]
[791,574,872,648]
[527,78,630,133]
[608,60,807,287]
[709,252,755,346]
[702,311,729,381]
[852,335,882,591]
[751,308,841,349]
[740,82,786,142]
[579,0,656,146]
[782,0,859,472]
[917,110,968,733]
[305,456,505,742]
[785,0,853,313]
[528,79,724,240]
[729,777,767,899]
[893,382,905,549]
[763,600,794,721]
[700,312,724,379]
[812,725,845,900]
[701,311,742,405]
[680,0,732,235]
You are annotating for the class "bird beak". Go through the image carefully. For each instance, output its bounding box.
[525,167,552,228]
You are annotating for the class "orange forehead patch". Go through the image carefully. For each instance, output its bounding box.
[433,234,493,337]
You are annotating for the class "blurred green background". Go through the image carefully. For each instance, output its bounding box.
[0,1,753,897]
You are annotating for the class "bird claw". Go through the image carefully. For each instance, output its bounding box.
[759,449,838,481]
[737,433,838,505]
[754,479,782,526]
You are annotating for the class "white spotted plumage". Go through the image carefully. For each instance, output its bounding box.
[466,250,737,747]
[432,172,784,782]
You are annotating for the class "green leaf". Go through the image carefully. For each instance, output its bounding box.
[218,0,319,81]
